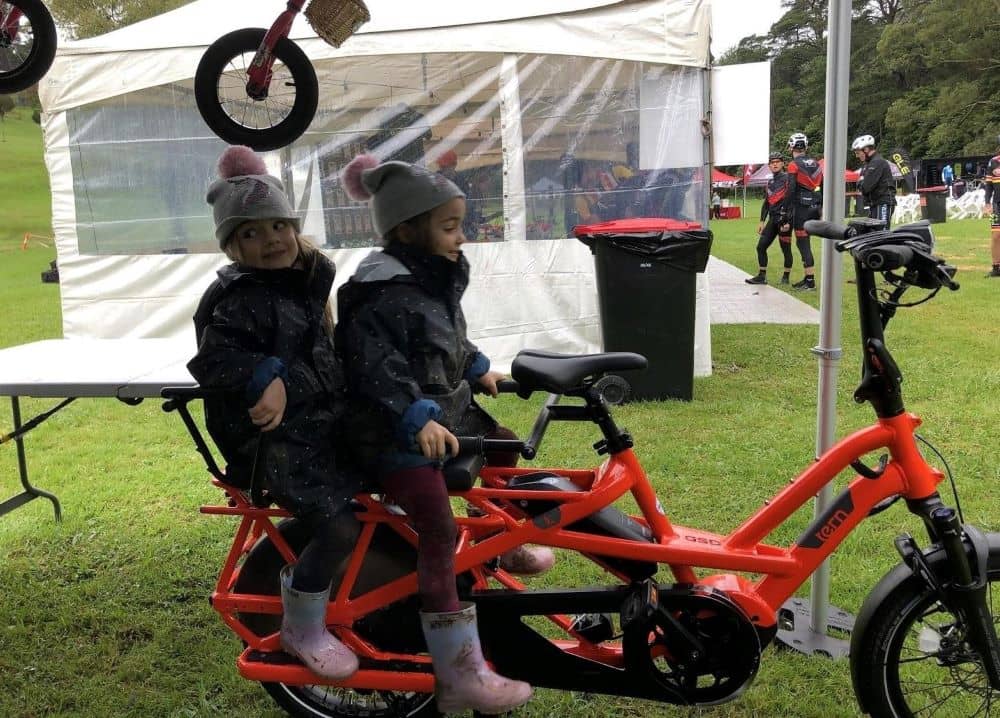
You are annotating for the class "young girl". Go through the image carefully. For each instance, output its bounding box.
[188,145,359,681]
[336,154,551,714]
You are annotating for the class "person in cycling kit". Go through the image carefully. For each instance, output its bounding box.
[853,134,896,227]
[786,132,822,290]
[746,152,793,285]
[985,138,1000,278]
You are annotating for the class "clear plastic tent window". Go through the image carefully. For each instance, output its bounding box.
[66,54,706,255]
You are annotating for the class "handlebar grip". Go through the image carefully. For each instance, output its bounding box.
[455,436,485,456]
[453,435,527,458]
[496,379,520,393]
[858,245,914,272]
[803,219,848,240]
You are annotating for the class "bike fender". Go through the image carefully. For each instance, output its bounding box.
[850,530,1000,713]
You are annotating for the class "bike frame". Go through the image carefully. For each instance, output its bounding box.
[246,0,306,98]
[1,5,24,40]
[198,402,942,690]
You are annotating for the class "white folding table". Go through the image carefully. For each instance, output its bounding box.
[0,339,197,520]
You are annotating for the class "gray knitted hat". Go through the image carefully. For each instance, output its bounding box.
[340,154,464,237]
[206,145,300,247]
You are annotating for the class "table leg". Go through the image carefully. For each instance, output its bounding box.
[0,396,61,521]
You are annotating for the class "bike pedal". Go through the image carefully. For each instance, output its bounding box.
[569,612,615,643]
[620,578,659,630]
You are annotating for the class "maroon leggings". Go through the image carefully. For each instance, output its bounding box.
[379,465,460,612]
[377,427,520,612]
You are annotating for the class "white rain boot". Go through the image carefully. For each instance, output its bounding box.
[420,602,532,714]
[280,565,359,680]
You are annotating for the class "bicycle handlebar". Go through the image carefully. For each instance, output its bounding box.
[803,219,847,240]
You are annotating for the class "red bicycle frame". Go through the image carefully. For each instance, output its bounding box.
[1,5,24,40]
[200,404,941,690]
[245,0,306,99]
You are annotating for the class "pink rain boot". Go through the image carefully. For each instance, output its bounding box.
[498,545,556,576]
[420,602,532,714]
[466,503,556,577]
[279,565,359,680]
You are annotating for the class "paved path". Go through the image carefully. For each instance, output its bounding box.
[706,256,820,325]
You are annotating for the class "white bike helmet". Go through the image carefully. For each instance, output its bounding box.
[852,134,876,151]
[788,132,808,151]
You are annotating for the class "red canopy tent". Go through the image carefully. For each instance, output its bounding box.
[818,158,861,183]
[711,168,740,187]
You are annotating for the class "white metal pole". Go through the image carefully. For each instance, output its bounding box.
[809,0,852,636]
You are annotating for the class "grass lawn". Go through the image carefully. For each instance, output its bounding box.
[1,108,999,717]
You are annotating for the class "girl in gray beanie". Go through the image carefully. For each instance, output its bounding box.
[189,145,360,681]
[334,153,550,715]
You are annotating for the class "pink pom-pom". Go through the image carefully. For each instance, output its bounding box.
[341,153,379,201]
[217,145,267,179]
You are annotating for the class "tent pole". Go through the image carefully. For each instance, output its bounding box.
[809,0,851,645]
[775,0,854,658]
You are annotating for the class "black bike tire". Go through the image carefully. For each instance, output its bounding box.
[0,0,57,94]
[233,518,440,718]
[852,546,1000,717]
[194,28,318,152]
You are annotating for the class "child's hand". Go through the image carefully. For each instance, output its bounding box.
[415,420,459,459]
[249,377,287,432]
[476,370,507,398]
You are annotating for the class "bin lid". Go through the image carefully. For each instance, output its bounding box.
[573,217,703,237]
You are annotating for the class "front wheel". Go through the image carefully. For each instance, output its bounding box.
[852,545,1000,717]
[194,28,319,151]
[0,0,57,93]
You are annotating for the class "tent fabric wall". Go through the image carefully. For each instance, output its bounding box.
[38,0,714,377]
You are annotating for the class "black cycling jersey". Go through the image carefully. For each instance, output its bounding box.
[760,169,791,222]
[859,152,896,209]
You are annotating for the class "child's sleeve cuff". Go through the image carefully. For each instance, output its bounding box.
[397,399,443,449]
[246,357,288,404]
[463,352,491,382]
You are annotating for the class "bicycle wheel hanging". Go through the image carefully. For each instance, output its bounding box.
[0,0,57,94]
[194,28,319,152]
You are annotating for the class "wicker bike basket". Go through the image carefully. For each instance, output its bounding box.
[304,0,371,47]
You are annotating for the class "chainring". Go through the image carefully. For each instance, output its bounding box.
[622,584,762,705]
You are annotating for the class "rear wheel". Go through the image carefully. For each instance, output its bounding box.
[852,546,1000,717]
[194,28,318,151]
[235,518,439,718]
[0,0,57,93]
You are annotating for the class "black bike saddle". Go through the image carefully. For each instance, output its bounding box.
[511,349,647,395]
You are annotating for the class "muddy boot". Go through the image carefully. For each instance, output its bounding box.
[280,565,359,680]
[421,602,532,714]
[498,545,556,576]
[466,502,555,577]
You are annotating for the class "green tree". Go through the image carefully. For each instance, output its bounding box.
[48,0,190,39]
[717,0,999,166]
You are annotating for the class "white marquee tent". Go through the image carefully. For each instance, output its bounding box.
[38,0,763,376]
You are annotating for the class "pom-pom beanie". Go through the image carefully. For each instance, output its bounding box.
[340,154,464,237]
[206,145,300,247]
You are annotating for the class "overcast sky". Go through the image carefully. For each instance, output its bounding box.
[711,0,785,56]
